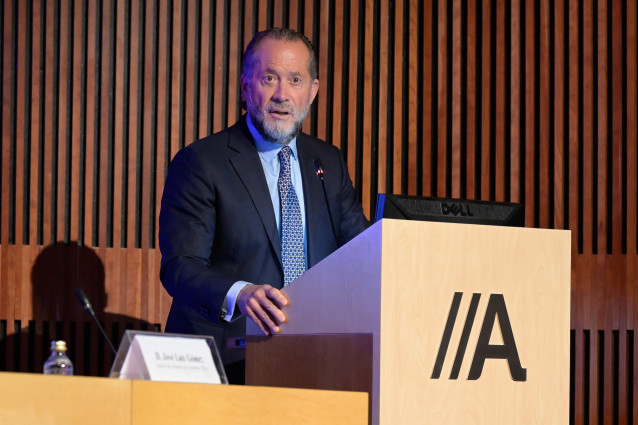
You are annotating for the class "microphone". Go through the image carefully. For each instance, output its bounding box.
[313,158,339,245]
[74,288,117,356]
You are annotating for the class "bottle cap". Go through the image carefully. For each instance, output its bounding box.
[50,340,68,352]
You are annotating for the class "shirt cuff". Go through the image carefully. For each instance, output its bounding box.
[222,281,251,322]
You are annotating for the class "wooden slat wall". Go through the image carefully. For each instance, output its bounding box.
[0,0,636,421]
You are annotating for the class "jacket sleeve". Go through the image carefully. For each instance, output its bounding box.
[158,146,234,323]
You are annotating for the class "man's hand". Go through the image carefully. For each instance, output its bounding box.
[237,284,288,335]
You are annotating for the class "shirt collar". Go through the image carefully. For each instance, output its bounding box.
[246,114,299,160]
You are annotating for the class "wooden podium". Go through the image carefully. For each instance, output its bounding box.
[246,219,571,425]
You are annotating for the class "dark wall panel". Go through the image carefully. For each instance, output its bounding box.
[0,0,636,420]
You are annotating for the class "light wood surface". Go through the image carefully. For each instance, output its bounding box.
[377,220,570,424]
[0,372,131,425]
[0,372,367,425]
[248,219,571,425]
[131,380,368,425]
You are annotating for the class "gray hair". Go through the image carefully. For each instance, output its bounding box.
[242,28,318,81]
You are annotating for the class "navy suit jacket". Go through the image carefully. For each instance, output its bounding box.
[159,116,368,364]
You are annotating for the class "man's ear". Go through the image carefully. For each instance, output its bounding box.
[240,74,249,101]
[310,79,319,104]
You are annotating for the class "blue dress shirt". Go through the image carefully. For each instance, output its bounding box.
[222,115,307,321]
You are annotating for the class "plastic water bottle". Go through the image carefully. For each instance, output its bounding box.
[43,340,74,375]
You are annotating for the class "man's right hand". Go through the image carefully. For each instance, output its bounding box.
[236,284,288,335]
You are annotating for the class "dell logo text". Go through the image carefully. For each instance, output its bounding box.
[440,202,475,217]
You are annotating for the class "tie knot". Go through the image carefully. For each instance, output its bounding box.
[278,146,292,163]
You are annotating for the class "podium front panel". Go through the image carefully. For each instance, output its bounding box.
[378,220,570,424]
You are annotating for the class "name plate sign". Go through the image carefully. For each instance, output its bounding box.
[110,330,227,385]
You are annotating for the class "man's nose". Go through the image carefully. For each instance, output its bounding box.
[271,82,289,102]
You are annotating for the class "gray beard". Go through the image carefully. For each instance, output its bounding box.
[246,99,311,145]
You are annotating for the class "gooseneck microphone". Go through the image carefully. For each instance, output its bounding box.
[313,158,339,245]
[74,288,117,356]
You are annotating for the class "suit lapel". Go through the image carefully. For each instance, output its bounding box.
[298,135,328,268]
[228,119,282,263]
[226,122,329,269]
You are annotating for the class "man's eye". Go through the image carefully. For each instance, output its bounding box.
[291,77,301,84]
[264,75,275,83]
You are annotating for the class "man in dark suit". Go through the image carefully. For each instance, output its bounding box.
[158,28,368,383]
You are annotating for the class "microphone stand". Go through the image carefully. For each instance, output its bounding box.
[74,288,117,356]
[313,158,339,246]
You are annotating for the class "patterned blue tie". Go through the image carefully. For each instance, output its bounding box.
[278,146,306,286]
